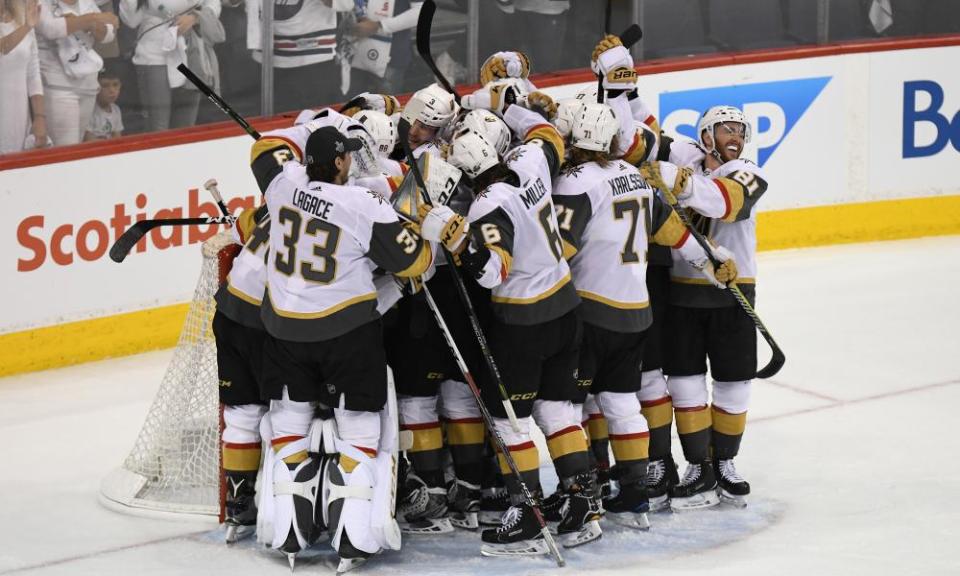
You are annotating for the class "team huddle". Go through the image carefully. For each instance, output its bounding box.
[210,33,768,573]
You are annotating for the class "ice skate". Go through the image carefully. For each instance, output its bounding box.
[480,503,549,557]
[224,471,258,544]
[556,474,602,548]
[715,458,750,508]
[603,481,650,530]
[479,486,510,527]
[397,473,454,534]
[448,480,480,530]
[646,455,679,512]
[670,460,720,511]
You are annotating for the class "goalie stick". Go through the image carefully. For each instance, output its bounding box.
[398,117,565,567]
[109,216,234,263]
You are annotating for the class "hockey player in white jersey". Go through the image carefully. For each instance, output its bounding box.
[552,100,737,530]
[640,105,768,510]
[403,83,457,157]
[443,87,603,554]
[249,123,434,571]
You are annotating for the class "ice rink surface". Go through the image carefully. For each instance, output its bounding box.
[1,236,958,576]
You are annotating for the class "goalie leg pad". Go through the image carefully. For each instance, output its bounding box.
[266,437,328,553]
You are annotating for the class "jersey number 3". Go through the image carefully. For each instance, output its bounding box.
[275,206,341,283]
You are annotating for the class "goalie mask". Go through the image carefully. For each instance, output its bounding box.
[345,125,382,180]
[391,153,463,221]
[697,105,752,155]
[571,101,619,153]
[459,109,511,156]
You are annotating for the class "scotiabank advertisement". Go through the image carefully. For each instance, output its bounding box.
[2,43,959,335]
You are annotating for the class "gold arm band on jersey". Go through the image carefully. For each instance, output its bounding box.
[394,242,433,278]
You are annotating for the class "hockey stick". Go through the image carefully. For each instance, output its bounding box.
[177,64,261,140]
[204,179,238,224]
[415,0,459,103]
[109,216,234,263]
[398,119,565,567]
[669,206,785,379]
[596,24,643,104]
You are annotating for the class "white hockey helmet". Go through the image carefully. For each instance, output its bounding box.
[459,109,511,156]
[446,128,499,178]
[407,83,458,128]
[571,101,619,153]
[553,98,584,138]
[574,84,599,103]
[697,105,752,153]
[353,110,396,158]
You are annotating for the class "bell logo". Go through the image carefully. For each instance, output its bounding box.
[659,77,831,166]
[902,80,960,158]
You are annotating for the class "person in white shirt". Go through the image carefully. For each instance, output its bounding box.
[0,0,48,152]
[119,0,220,132]
[35,0,116,146]
[83,67,123,139]
[345,0,421,94]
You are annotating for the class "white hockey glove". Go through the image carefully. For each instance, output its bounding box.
[461,83,520,116]
[591,34,637,91]
[639,161,692,205]
[688,245,738,289]
[342,92,401,117]
[480,51,531,85]
[418,204,469,252]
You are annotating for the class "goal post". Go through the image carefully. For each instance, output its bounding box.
[100,231,239,521]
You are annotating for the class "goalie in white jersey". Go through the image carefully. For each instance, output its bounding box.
[552,101,737,530]
[249,123,433,571]
[640,105,769,511]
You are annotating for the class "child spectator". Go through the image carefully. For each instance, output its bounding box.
[84,68,123,140]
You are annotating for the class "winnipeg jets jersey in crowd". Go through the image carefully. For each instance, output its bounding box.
[249,128,432,342]
[553,159,691,332]
[466,106,578,325]
[669,137,768,307]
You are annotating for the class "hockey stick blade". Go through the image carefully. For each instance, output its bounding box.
[620,24,643,48]
[416,0,460,102]
[109,216,233,263]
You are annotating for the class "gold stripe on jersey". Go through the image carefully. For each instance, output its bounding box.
[407,424,443,452]
[227,282,263,306]
[585,414,608,442]
[446,419,485,446]
[394,240,433,278]
[236,207,259,244]
[713,177,747,222]
[546,426,589,460]
[498,441,539,474]
[250,135,303,164]
[641,397,674,429]
[268,290,377,319]
[670,276,756,286]
[609,432,650,462]
[577,290,650,310]
[621,132,649,166]
[675,406,711,434]
[561,238,577,260]
[487,243,513,278]
[645,116,661,138]
[652,211,690,248]
[223,444,262,472]
[491,272,571,304]
[524,123,565,161]
[712,406,747,435]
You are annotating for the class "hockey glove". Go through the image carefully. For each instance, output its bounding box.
[480,51,531,86]
[639,161,692,205]
[419,205,469,252]
[341,92,401,118]
[461,83,518,116]
[523,91,559,121]
[689,245,738,289]
[591,35,637,92]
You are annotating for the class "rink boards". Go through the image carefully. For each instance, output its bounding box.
[1,36,959,376]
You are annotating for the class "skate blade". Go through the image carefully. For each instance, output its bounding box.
[336,557,368,574]
[719,490,748,509]
[560,519,602,548]
[670,490,721,511]
[287,553,296,572]
[478,510,505,527]
[450,511,479,530]
[480,538,550,557]
[225,523,256,544]
[400,517,455,535]
[606,511,651,531]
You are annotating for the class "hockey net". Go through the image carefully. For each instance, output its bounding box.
[100,231,239,520]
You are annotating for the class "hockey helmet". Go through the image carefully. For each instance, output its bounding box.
[553,98,584,138]
[354,110,397,158]
[446,128,499,179]
[697,105,752,153]
[459,109,511,156]
[571,102,619,153]
[407,83,458,128]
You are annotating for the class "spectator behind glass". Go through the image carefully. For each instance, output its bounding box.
[84,67,123,139]
[35,0,117,146]
[345,0,421,95]
[1,0,49,152]
[495,0,569,74]
[119,0,221,132]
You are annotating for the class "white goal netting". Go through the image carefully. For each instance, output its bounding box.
[100,231,238,519]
